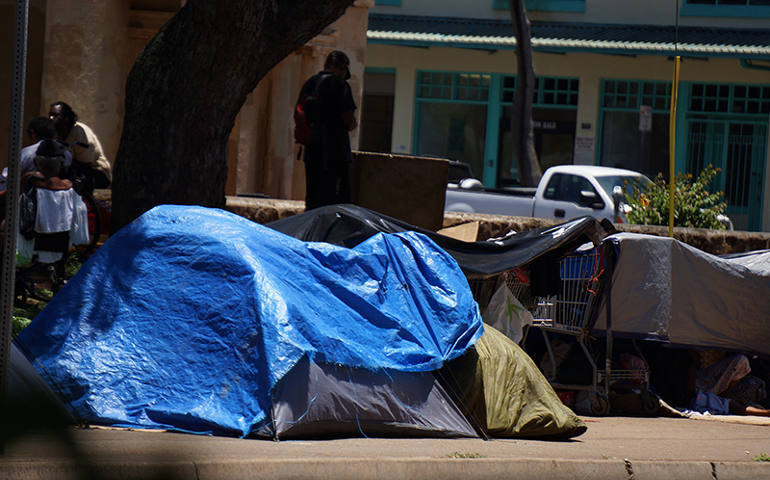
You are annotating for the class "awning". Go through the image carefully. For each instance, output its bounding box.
[367,14,770,59]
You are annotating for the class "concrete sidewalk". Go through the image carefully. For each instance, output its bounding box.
[2,416,770,479]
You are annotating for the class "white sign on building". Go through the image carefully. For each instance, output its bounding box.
[639,105,653,132]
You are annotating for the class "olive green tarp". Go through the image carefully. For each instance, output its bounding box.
[442,326,587,439]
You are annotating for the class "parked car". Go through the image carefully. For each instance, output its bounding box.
[445,164,653,224]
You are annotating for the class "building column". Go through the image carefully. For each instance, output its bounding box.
[40,0,130,167]
[574,73,601,165]
[391,65,416,155]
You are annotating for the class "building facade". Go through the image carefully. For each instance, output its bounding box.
[361,0,770,231]
[4,0,769,231]
[1,0,371,203]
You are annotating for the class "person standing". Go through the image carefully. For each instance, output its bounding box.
[49,101,112,190]
[1,117,71,224]
[297,50,358,210]
[20,117,72,176]
[16,139,89,266]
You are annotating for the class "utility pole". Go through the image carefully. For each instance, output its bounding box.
[1,0,29,450]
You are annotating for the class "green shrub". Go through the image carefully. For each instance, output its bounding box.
[12,316,33,338]
[625,165,728,230]
[11,252,84,339]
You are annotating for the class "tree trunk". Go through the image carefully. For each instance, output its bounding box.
[509,0,542,187]
[111,0,354,232]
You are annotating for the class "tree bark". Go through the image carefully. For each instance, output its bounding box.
[509,0,542,187]
[111,0,354,232]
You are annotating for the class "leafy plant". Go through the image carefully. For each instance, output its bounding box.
[755,453,770,462]
[12,315,33,338]
[11,252,85,339]
[624,165,728,230]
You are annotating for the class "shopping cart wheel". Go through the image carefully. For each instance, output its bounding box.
[589,393,610,416]
[640,389,659,416]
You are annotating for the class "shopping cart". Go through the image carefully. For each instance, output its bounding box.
[509,246,655,416]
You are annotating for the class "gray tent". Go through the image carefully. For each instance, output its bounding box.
[254,356,478,439]
[594,233,770,355]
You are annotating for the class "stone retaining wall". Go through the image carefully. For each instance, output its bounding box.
[225,196,770,255]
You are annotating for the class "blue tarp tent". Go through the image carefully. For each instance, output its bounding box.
[17,205,484,437]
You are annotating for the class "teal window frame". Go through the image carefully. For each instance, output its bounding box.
[501,75,580,108]
[493,0,585,12]
[375,0,401,5]
[678,81,770,231]
[681,1,770,18]
[414,70,579,186]
[414,70,492,182]
[688,82,770,116]
[599,78,770,168]
[597,79,674,167]
[416,71,491,103]
[601,79,673,113]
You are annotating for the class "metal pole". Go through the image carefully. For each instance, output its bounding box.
[604,255,612,398]
[668,0,680,238]
[668,56,680,238]
[1,0,29,442]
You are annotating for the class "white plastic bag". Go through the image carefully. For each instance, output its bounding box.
[482,280,533,344]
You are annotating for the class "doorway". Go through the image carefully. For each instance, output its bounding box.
[686,118,767,231]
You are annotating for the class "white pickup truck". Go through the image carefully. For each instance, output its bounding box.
[445,165,652,223]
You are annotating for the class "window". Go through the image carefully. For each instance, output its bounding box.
[682,0,770,17]
[493,0,585,12]
[595,175,652,199]
[502,75,579,107]
[417,71,490,102]
[415,71,491,177]
[602,80,673,111]
[498,76,579,184]
[417,103,488,179]
[599,80,673,178]
[543,173,597,204]
[689,82,770,115]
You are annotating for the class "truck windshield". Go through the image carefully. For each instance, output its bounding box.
[595,175,653,199]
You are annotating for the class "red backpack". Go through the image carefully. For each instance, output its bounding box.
[293,96,315,146]
[293,73,329,146]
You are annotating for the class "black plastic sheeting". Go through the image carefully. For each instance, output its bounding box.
[267,204,606,276]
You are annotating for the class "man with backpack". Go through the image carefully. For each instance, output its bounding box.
[295,50,358,210]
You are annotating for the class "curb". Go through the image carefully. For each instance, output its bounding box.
[2,458,769,480]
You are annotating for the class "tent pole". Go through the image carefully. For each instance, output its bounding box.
[604,254,612,398]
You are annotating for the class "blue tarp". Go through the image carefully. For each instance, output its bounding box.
[17,205,483,437]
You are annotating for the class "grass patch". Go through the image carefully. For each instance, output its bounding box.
[755,453,770,462]
[446,452,487,459]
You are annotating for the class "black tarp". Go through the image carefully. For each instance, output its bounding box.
[267,204,606,276]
